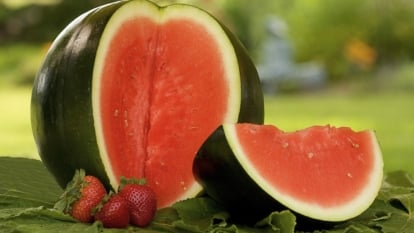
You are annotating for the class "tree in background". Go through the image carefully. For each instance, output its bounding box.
[0,0,113,44]
[215,0,414,80]
[1,0,414,83]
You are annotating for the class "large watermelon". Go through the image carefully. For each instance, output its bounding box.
[31,0,263,208]
[193,123,383,222]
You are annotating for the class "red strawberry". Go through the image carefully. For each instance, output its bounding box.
[94,193,130,228]
[118,179,157,227]
[54,169,107,223]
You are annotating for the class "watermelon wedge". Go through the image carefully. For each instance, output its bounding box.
[31,0,263,208]
[194,123,383,222]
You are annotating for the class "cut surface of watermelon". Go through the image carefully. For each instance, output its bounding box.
[224,123,383,221]
[93,1,241,208]
[31,0,263,211]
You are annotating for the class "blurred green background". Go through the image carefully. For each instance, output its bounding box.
[1,0,413,174]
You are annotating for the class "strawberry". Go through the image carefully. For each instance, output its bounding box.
[118,178,157,227]
[94,193,130,228]
[54,169,107,223]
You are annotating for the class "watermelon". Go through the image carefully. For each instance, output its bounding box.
[193,123,383,222]
[31,0,264,209]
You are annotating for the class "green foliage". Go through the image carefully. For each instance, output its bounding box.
[0,87,36,158]
[220,1,295,60]
[284,0,368,78]
[389,63,414,91]
[0,43,44,86]
[305,0,414,76]
[3,0,414,81]
[2,157,414,232]
[0,157,62,207]
[369,1,414,62]
[218,0,414,80]
[0,0,114,44]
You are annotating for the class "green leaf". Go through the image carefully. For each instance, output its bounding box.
[376,172,414,233]
[54,169,86,213]
[255,210,296,233]
[0,206,101,233]
[383,170,414,188]
[325,223,380,233]
[172,197,229,232]
[0,157,62,208]
[2,157,414,233]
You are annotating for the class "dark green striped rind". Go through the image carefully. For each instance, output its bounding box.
[193,125,278,224]
[31,2,127,189]
[221,25,264,124]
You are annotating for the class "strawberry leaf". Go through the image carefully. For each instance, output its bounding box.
[53,169,86,213]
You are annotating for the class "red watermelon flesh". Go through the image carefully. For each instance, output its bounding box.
[236,125,379,206]
[94,10,233,207]
[230,123,383,220]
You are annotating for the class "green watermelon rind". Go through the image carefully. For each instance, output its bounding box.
[31,1,127,189]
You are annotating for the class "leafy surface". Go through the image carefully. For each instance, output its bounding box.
[0,157,62,208]
[1,157,414,232]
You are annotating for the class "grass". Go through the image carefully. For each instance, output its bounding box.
[0,43,45,86]
[0,86,37,158]
[2,0,59,9]
[0,43,46,159]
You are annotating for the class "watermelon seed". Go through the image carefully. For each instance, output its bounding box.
[123,111,129,127]
[180,181,187,190]
[347,172,353,178]
[282,142,289,148]
[249,127,258,134]
[113,109,119,117]
[307,152,314,159]
[158,62,167,72]
[189,126,199,130]
[347,138,360,148]
[165,89,178,97]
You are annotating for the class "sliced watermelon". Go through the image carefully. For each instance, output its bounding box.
[31,0,263,209]
[194,123,383,222]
